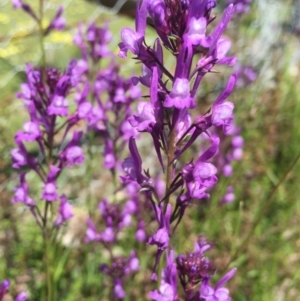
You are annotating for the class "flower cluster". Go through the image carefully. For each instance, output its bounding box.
[119,0,238,298]
[72,22,142,170]
[149,238,236,301]
[100,252,140,299]
[10,1,76,230]
[11,62,82,227]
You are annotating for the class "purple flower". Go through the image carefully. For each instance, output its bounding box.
[41,165,60,201]
[121,137,150,185]
[113,278,126,299]
[11,139,36,169]
[149,249,178,301]
[15,121,41,142]
[136,221,146,242]
[232,147,243,160]
[85,218,101,242]
[12,173,35,206]
[129,101,156,131]
[14,291,29,301]
[220,186,235,204]
[65,146,85,166]
[77,101,92,119]
[148,204,172,276]
[211,101,234,127]
[118,0,148,58]
[164,78,195,109]
[0,279,10,300]
[47,95,68,116]
[55,195,73,226]
[148,0,166,29]
[185,17,207,45]
[45,6,65,35]
[11,147,27,169]
[198,268,237,301]
[182,137,219,200]
[222,164,233,177]
[103,140,116,169]
[227,0,252,14]
[60,131,84,167]
[232,135,244,148]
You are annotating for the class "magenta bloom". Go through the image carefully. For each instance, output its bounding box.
[12,173,35,206]
[0,279,10,300]
[149,249,178,301]
[14,291,29,301]
[15,121,41,142]
[55,195,73,226]
[41,165,60,202]
[164,78,195,109]
[197,268,237,301]
[47,95,68,116]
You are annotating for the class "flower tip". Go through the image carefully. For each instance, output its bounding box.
[151,273,158,281]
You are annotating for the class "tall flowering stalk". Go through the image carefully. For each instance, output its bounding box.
[119,0,237,299]
[10,1,80,300]
[72,22,145,299]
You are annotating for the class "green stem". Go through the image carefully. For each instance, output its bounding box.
[45,233,53,301]
[225,150,300,270]
[38,0,46,69]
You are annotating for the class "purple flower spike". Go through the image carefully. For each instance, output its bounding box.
[0,279,10,300]
[55,195,73,226]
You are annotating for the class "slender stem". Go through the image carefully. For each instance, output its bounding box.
[164,115,177,211]
[225,150,300,270]
[38,0,46,69]
[45,234,53,301]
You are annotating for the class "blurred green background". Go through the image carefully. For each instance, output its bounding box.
[1,0,300,300]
